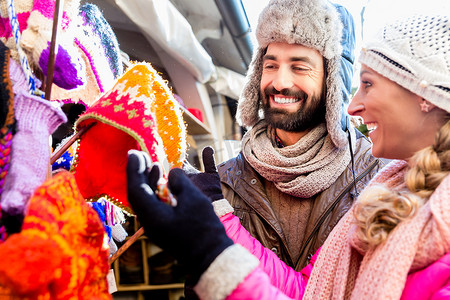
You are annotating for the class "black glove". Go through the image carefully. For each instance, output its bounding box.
[127,151,234,284]
[183,146,224,202]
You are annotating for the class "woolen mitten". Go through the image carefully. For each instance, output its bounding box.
[0,92,67,233]
[127,150,234,284]
[184,146,224,201]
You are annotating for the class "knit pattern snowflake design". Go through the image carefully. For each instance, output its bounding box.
[73,62,186,215]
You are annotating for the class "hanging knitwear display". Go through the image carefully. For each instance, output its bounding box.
[0,171,110,299]
[73,62,186,215]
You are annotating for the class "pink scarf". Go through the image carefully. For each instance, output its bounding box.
[304,160,450,300]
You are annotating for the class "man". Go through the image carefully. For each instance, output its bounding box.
[217,0,386,271]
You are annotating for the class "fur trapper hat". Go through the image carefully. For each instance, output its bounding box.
[237,0,348,148]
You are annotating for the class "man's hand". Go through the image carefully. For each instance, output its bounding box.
[183,146,224,202]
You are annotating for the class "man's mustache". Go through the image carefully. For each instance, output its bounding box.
[263,86,308,100]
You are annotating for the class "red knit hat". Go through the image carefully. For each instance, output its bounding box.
[73,62,186,215]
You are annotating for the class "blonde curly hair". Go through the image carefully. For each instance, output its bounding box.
[354,117,450,247]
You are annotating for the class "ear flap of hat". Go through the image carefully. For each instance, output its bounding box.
[236,48,264,127]
[73,121,143,214]
[325,56,348,148]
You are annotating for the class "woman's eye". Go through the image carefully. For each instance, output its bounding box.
[361,80,372,88]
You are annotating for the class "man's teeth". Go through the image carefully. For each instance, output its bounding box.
[366,123,378,131]
[273,96,299,104]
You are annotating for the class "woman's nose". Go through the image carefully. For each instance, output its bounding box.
[348,90,364,116]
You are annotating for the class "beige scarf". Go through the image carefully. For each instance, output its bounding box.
[304,160,450,300]
[242,121,355,198]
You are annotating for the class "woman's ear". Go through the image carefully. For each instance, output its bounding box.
[419,98,436,113]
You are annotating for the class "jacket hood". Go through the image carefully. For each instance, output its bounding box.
[236,0,355,149]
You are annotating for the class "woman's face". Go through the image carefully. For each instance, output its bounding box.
[348,64,437,160]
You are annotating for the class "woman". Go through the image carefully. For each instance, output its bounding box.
[126,13,450,299]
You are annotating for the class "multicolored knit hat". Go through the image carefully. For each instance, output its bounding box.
[73,62,187,214]
[0,0,86,90]
[50,3,123,106]
[0,171,110,298]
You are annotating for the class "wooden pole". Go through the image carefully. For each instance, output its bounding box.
[50,123,94,165]
[45,0,64,100]
[109,227,145,265]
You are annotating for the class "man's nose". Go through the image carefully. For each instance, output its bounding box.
[272,67,294,91]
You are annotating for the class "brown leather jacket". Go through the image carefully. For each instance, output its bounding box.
[218,131,386,271]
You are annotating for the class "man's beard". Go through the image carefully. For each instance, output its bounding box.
[262,86,326,132]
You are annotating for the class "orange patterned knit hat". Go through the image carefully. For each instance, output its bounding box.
[73,62,186,214]
[0,171,110,299]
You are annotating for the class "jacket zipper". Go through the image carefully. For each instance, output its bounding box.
[294,158,380,269]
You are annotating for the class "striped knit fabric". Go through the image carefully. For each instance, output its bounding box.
[50,3,123,106]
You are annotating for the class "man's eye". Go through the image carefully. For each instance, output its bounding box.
[264,64,275,69]
[293,66,310,72]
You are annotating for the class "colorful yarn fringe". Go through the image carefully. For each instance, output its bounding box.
[88,197,127,255]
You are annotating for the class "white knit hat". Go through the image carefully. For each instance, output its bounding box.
[237,0,350,148]
[359,14,450,113]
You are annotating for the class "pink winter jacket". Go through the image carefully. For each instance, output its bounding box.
[193,200,312,299]
[192,200,450,300]
[401,252,450,300]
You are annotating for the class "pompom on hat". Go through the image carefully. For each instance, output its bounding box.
[73,62,187,215]
[358,14,450,113]
[237,0,350,148]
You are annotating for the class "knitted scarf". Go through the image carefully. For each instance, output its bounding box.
[304,160,450,300]
[242,121,355,198]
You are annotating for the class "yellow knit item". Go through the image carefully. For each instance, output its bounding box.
[115,63,187,168]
